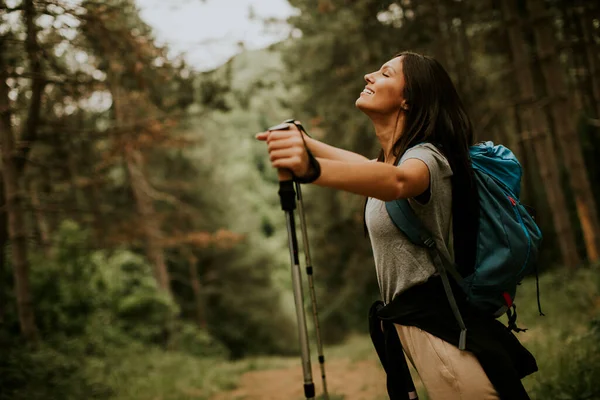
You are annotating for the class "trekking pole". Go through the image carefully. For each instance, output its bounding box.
[295,180,329,400]
[283,118,329,399]
[276,167,315,400]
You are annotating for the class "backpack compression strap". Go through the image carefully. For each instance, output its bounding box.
[385,199,468,350]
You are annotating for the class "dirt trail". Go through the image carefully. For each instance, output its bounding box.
[210,358,389,400]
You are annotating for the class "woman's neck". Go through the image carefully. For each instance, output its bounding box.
[371,112,405,164]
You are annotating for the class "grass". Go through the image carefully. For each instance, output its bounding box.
[513,266,600,396]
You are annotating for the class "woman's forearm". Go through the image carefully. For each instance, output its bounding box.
[305,136,370,163]
[311,157,429,201]
[312,158,404,201]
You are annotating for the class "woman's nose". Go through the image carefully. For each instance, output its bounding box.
[364,73,374,83]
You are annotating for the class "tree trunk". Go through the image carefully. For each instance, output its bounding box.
[81,167,105,247]
[29,181,52,256]
[0,71,38,342]
[452,0,476,109]
[110,81,171,295]
[186,250,205,328]
[124,149,171,294]
[66,134,86,214]
[0,181,7,324]
[77,114,104,246]
[557,2,587,113]
[502,0,581,269]
[576,1,600,120]
[529,0,600,263]
[0,0,43,341]
[435,1,459,81]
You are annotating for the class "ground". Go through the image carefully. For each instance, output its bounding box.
[210,358,389,400]
[209,334,427,400]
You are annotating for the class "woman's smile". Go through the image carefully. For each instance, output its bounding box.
[361,87,375,96]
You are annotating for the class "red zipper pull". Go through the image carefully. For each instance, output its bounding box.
[502,292,514,307]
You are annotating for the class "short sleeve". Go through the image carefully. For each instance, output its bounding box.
[399,143,453,206]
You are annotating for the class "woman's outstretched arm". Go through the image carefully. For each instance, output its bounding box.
[257,125,429,202]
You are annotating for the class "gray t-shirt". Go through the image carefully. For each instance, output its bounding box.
[365,143,454,304]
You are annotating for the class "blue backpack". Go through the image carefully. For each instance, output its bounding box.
[385,141,543,350]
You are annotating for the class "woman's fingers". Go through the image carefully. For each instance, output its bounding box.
[266,128,299,142]
[255,131,269,141]
[269,148,300,162]
[267,137,302,152]
[256,126,298,142]
[272,156,307,175]
[269,148,308,176]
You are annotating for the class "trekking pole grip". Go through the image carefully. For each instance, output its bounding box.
[278,171,296,212]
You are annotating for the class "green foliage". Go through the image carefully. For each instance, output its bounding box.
[531,318,600,400]
[187,47,301,357]
[0,335,231,400]
[0,220,231,399]
[168,321,227,358]
[0,341,113,400]
[515,267,600,399]
[203,241,297,358]
[27,220,178,344]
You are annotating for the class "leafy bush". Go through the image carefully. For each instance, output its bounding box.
[28,220,179,345]
[0,220,229,399]
[203,241,297,358]
[0,340,113,400]
[168,321,228,357]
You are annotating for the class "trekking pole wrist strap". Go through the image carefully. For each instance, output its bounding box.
[287,119,321,184]
[294,148,321,183]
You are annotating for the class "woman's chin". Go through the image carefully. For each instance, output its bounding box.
[355,98,374,114]
[355,97,368,110]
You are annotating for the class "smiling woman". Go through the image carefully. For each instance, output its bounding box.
[256,51,537,400]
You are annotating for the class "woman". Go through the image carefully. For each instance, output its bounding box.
[256,52,536,400]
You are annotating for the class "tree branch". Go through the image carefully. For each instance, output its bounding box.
[126,158,199,217]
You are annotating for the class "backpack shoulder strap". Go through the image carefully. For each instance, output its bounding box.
[385,199,463,283]
[385,199,433,248]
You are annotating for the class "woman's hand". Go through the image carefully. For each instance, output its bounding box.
[255,122,311,179]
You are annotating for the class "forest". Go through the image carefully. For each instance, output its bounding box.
[0,0,599,399]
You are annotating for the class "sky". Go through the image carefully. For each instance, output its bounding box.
[136,0,297,71]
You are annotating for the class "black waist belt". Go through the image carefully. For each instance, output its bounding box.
[368,276,537,400]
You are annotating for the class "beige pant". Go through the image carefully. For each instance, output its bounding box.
[395,324,500,400]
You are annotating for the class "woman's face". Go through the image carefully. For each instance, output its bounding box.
[355,56,406,116]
